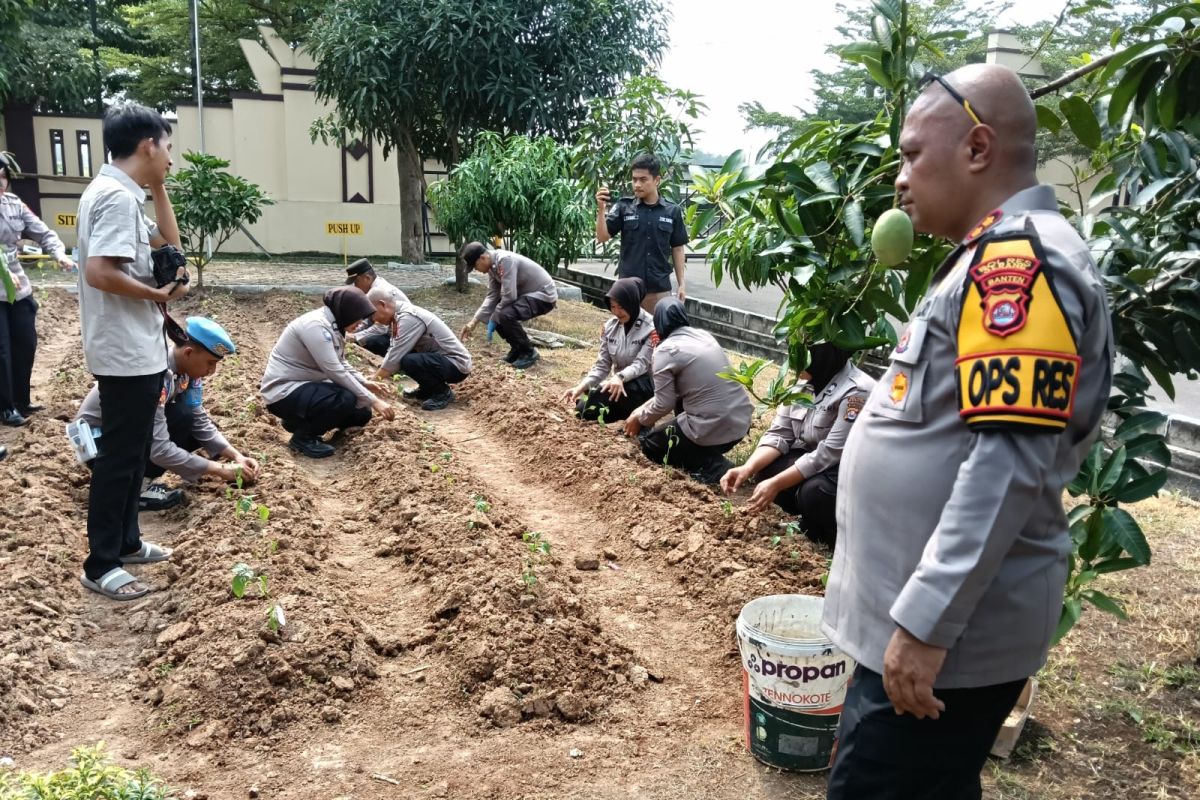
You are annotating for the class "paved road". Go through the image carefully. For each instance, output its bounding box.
[569,258,1199,419]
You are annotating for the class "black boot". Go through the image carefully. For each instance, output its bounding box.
[420,388,454,411]
[501,347,520,364]
[511,349,540,370]
[1,409,27,427]
[18,403,44,416]
[692,456,734,486]
[288,432,335,459]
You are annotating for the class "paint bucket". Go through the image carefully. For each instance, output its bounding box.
[736,594,855,771]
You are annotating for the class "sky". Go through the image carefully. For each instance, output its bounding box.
[659,0,1068,157]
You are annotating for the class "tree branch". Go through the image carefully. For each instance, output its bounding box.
[1030,51,1119,99]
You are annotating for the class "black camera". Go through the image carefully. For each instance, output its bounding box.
[151,245,190,288]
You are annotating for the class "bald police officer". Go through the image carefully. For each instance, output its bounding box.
[76,317,259,511]
[822,65,1114,799]
[343,258,408,356]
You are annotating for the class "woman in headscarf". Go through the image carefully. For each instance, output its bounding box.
[260,287,396,458]
[720,342,876,546]
[623,297,753,483]
[561,277,655,423]
[0,151,75,427]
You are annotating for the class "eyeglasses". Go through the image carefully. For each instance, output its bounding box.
[918,71,985,126]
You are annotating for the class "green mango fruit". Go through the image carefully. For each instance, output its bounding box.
[871,208,914,268]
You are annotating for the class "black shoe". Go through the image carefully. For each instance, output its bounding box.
[511,349,540,370]
[420,388,454,411]
[18,403,43,416]
[289,432,335,459]
[692,456,733,486]
[1,409,27,427]
[0,445,7,461]
[139,482,185,511]
[403,386,432,401]
[501,346,520,364]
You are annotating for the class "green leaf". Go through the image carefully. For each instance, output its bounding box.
[1081,589,1128,620]
[842,201,865,247]
[1052,596,1083,645]
[1108,58,1155,125]
[803,162,838,193]
[1034,104,1063,134]
[1059,96,1102,150]
[1113,411,1167,442]
[1092,556,1141,574]
[1095,446,1127,495]
[1102,507,1152,565]
[1112,468,1168,504]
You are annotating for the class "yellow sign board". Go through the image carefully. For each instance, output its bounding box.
[56,213,77,227]
[325,222,363,236]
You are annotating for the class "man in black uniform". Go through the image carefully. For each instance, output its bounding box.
[596,153,690,313]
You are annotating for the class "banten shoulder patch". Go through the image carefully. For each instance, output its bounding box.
[955,231,1079,433]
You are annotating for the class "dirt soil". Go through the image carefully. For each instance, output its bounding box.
[1,288,1197,800]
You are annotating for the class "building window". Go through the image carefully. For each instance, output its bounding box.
[77,131,93,178]
[50,129,66,176]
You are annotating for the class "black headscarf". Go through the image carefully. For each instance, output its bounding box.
[605,277,646,332]
[806,343,853,394]
[652,296,690,342]
[323,286,376,334]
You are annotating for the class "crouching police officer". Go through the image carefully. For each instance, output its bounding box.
[344,258,408,356]
[75,317,259,511]
[367,284,472,411]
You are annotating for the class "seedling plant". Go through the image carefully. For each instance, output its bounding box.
[231,562,286,632]
[520,531,551,590]
[770,521,803,561]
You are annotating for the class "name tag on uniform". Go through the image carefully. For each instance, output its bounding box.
[658,216,672,224]
[625,215,637,222]
[892,318,928,365]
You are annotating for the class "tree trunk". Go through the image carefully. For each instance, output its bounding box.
[445,124,470,293]
[395,127,426,264]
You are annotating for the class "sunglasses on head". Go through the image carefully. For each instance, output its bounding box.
[918,71,986,126]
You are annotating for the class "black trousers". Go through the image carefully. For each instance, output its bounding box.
[357,332,390,357]
[575,374,654,423]
[266,381,372,437]
[755,452,840,546]
[85,371,163,580]
[827,666,1026,800]
[0,296,37,413]
[143,399,197,481]
[400,352,468,395]
[493,296,556,352]
[640,419,739,473]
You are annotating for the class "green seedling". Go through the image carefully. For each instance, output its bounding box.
[770,521,803,561]
[267,603,286,632]
[596,404,610,428]
[720,499,734,518]
[663,430,680,466]
[439,451,452,462]
[520,531,551,590]
[472,494,491,514]
[231,562,268,599]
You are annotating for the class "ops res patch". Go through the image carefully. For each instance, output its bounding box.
[955,233,1080,433]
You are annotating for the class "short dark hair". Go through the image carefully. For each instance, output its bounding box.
[460,241,488,268]
[630,153,661,177]
[104,104,172,160]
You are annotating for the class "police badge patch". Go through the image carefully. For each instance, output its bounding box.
[844,395,865,422]
[968,251,1041,337]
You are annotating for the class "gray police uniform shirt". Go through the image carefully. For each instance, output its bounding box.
[77,163,168,377]
[758,361,876,479]
[76,349,230,483]
[1,192,66,303]
[635,326,753,446]
[605,197,688,293]
[351,275,408,343]
[261,307,375,409]
[822,186,1114,689]
[472,250,558,323]
[381,301,473,376]
[582,309,655,389]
